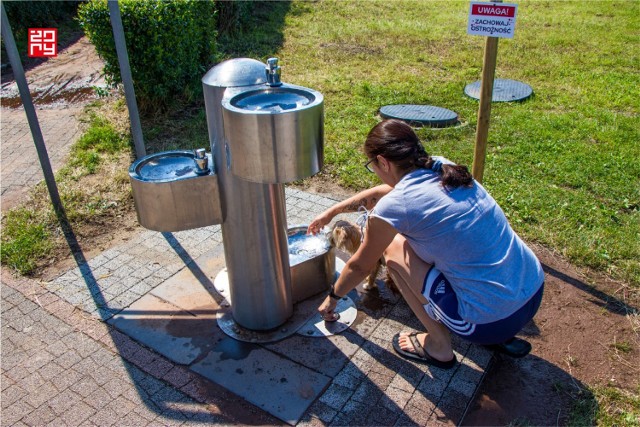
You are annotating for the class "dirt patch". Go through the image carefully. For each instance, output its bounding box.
[1,35,108,109]
[463,243,639,425]
[291,173,356,200]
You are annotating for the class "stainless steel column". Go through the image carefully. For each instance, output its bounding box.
[202,59,292,330]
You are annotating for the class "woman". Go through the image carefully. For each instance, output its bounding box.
[308,119,544,369]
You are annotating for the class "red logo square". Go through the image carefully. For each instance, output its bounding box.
[28,28,57,57]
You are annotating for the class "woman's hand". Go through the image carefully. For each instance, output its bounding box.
[318,295,338,320]
[307,210,334,235]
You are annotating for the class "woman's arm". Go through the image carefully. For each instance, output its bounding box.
[318,216,397,318]
[307,184,392,234]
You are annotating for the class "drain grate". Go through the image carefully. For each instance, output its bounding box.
[379,104,459,128]
[464,78,533,102]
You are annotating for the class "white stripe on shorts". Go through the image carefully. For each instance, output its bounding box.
[423,268,476,336]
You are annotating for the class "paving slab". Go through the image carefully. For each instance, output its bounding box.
[108,293,219,365]
[191,336,332,424]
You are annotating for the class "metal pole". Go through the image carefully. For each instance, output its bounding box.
[1,4,64,215]
[108,0,145,159]
[472,0,502,184]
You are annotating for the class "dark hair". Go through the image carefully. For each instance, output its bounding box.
[364,119,473,189]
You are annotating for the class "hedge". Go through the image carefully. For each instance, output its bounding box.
[77,0,218,113]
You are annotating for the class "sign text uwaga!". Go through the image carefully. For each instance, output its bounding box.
[468,2,518,39]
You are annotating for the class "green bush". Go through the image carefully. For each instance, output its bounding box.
[77,0,217,113]
[216,1,254,35]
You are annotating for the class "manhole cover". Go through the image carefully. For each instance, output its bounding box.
[464,78,533,102]
[379,104,459,128]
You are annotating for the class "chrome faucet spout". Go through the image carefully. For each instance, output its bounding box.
[193,148,210,174]
[265,57,282,87]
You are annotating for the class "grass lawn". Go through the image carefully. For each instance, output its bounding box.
[249,0,639,288]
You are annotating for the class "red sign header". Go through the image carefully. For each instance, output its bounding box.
[471,4,516,18]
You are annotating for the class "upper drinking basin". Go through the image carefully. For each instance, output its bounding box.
[222,83,324,184]
[228,87,318,113]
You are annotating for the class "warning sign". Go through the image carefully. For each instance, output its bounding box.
[467,2,518,39]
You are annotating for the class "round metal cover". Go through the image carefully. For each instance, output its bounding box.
[296,296,357,338]
[214,258,356,343]
[215,269,330,343]
[202,58,266,88]
[464,79,533,102]
[379,105,459,128]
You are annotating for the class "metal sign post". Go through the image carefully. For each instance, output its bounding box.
[467,0,518,183]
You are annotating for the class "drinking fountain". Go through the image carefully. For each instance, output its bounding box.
[129,58,355,342]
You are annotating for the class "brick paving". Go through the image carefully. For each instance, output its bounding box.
[1,274,279,426]
[0,107,85,211]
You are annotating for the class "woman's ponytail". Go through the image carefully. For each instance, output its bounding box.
[440,164,473,188]
[424,156,473,189]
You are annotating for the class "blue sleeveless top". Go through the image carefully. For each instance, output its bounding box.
[371,164,544,324]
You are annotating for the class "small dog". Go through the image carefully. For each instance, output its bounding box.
[328,220,398,293]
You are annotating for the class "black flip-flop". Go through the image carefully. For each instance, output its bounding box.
[392,332,457,369]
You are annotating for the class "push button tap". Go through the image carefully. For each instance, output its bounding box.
[265,57,282,87]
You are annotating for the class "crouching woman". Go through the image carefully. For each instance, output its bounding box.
[308,119,544,368]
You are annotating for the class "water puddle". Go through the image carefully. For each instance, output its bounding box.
[1,86,99,108]
[216,337,257,361]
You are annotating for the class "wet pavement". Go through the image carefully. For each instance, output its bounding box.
[2,188,493,426]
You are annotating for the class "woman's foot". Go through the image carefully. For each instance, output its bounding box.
[392,332,457,369]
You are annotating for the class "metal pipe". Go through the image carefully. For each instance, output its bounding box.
[108,0,145,159]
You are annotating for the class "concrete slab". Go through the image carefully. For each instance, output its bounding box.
[150,245,227,313]
[191,335,332,425]
[108,293,221,365]
[265,330,363,378]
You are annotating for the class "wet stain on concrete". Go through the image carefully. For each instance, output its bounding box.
[216,337,257,361]
[2,87,99,108]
